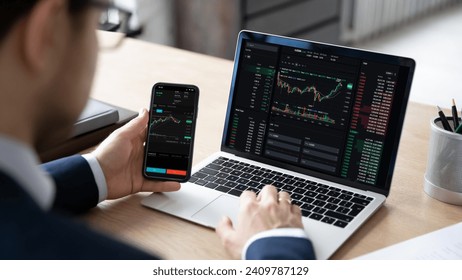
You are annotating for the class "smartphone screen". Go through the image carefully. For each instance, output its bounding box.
[143,83,199,182]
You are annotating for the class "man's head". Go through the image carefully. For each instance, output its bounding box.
[0,1,91,42]
[0,0,100,150]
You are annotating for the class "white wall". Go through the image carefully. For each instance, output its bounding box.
[354,4,462,108]
[115,0,175,46]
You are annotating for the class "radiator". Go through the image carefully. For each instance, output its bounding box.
[341,0,461,43]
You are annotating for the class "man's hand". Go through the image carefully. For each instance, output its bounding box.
[92,108,180,199]
[216,185,304,259]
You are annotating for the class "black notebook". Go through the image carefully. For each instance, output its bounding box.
[72,99,120,137]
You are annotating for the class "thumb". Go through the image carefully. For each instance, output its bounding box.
[215,216,235,241]
[216,217,243,259]
[118,108,149,136]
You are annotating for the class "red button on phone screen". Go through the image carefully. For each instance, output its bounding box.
[167,169,187,176]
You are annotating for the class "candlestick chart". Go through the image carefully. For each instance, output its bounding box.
[271,68,354,129]
[149,114,189,141]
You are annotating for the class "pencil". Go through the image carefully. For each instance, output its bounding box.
[452,99,460,128]
[437,106,453,132]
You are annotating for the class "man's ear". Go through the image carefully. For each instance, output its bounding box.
[21,0,67,73]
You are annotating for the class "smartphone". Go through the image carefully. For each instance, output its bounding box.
[143,83,199,182]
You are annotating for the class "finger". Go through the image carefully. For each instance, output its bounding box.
[290,204,302,216]
[278,191,292,205]
[290,204,304,228]
[141,181,181,193]
[215,216,235,241]
[259,185,278,204]
[216,216,241,259]
[239,191,257,214]
[118,108,149,137]
[137,109,149,139]
[240,190,256,205]
[291,203,302,215]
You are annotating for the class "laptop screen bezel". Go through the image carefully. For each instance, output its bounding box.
[220,30,416,197]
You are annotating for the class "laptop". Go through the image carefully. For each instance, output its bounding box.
[142,30,415,259]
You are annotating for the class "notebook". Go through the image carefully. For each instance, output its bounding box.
[72,98,119,137]
[142,30,416,259]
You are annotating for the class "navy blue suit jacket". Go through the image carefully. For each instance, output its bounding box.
[0,155,315,259]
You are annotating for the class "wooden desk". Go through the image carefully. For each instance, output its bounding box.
[85,36,462,259]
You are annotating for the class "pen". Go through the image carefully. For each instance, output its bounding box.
[452,99,460,128]
[437,106,453,132]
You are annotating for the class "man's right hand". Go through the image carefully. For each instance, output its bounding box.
[215,185,304,259]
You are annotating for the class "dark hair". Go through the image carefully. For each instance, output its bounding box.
[0,0,90,42]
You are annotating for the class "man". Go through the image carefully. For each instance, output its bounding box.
[0,0,315,259]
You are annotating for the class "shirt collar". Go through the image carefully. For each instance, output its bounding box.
[0,134,55,210]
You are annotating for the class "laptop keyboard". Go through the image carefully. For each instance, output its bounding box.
[189,157,374,228]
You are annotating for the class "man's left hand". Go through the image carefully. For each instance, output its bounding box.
[92,108,181,199]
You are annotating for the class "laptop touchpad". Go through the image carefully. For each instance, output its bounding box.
[191,195,240,228]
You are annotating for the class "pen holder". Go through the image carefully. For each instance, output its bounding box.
[424,117,462,205]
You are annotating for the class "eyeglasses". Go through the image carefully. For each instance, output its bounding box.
[89,0,133,49]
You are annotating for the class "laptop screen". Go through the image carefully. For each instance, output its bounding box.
[221,31,415,195]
